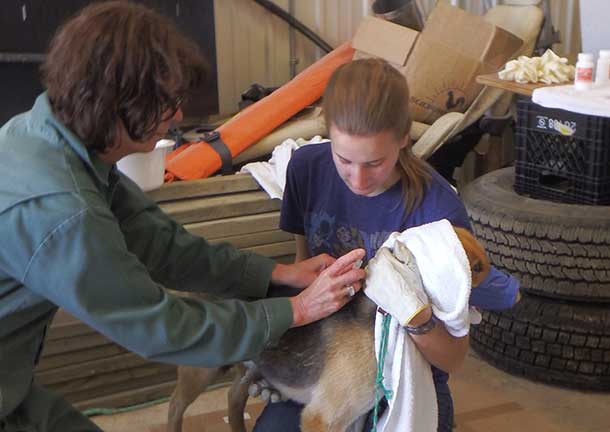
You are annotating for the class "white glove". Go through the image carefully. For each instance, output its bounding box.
[364,241,429,327]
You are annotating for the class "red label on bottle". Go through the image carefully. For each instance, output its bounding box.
[576,67,593,82]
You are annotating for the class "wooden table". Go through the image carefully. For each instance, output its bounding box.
[476,73,572,97]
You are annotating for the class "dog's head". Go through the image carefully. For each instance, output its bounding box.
[453,227,490,287]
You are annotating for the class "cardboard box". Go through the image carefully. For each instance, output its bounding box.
[352,2,523,124]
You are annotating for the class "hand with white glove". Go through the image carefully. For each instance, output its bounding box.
[364,241,430,327]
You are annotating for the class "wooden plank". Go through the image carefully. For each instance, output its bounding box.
[72,367,235,410]
[46,321,97,341]
[244,241,295,258]
[185,212,281,239]
[476,73,571,97]
[159,191,281,225]
[36,344,126,372]
[209,230,293,249]
[37,352,154,386]
[147,174,260,203]
[72,376,178,410]
[42,332,113,357]
[51,363,176,396]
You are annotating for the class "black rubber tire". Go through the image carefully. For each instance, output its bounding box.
[462,167,610,302]
[471,293,610,390]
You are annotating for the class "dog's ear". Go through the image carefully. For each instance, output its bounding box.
[453,227,490,287]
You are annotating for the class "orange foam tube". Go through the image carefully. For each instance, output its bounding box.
[165,42,354,181]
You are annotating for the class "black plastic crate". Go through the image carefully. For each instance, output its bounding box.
[514,97,610,205]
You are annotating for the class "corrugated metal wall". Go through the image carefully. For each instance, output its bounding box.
[214,0,580,114]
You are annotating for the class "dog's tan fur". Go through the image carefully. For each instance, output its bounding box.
[167,228,490,432]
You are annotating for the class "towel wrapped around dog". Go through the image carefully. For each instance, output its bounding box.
[367,219,476,432]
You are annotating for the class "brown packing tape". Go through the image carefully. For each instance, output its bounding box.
[352,16,418,66]
[405,38,483,124]
[484,26,525,67]
[404,2,522,123]
[420,1,522,66]
[349,3,523,125]
[422,1,496,59]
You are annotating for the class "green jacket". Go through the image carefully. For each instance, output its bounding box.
[0,93,293,418]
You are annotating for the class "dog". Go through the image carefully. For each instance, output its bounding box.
[167,227,490,432]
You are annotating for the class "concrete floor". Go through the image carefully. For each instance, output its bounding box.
[91,349,610,432]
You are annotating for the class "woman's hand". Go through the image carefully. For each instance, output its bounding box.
[288,248,366,327]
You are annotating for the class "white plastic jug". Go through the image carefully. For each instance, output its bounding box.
[117,139,175,191]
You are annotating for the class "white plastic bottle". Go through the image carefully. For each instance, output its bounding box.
[574,53,594,90]
[595,50,610,85]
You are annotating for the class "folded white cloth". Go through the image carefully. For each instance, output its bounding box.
[240,136,328,199]
[372,219,475,432]
[374,309,436,432]
[532,84,610,119]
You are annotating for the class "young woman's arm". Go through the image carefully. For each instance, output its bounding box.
[408,308,469,373]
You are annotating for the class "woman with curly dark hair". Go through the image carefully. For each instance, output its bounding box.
[0,3,365,430]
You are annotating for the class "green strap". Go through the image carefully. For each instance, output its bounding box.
[371,311,394,431]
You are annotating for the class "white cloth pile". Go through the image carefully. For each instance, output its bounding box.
[366,220,478,432]
[532,84,610,119]
[240,136,328,199]
[498,49,575,84]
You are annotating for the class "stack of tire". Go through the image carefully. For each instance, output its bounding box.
[462,167,610,390]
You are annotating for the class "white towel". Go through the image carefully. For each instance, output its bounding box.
[532,84,610,119]
[240,136,329,199]
[373,219,475,432]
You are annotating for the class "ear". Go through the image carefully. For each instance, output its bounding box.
[452,227,490,287]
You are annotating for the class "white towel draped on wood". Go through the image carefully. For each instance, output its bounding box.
[240,136,328,199]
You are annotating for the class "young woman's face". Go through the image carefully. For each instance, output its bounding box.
[330,126,408,197]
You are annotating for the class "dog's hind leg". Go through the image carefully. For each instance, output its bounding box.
[301,380,376,432]
[227,364,250,432]
[167,365,227,432]
[300,325,377,432]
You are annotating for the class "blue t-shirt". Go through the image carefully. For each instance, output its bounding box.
[280,142,519,310]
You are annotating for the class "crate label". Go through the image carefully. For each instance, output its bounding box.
[535,115,577,136]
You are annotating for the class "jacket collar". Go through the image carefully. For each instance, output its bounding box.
[33,92,114,186]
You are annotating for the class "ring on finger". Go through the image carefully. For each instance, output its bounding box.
[345,285,355,297]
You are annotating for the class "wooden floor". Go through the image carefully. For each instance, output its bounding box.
[148,403,265,432]
[90,349,610,432]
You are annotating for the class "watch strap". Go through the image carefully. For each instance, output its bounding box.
[405,314,437,335]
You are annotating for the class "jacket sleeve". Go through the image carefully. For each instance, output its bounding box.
[110,173,275,299]
[22,202,293,367]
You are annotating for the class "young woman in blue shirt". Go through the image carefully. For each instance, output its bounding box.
[254,58,519,432]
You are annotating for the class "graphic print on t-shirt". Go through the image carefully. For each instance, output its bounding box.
[305,209,392,261]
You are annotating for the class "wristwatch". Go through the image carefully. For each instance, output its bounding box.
[405,314,437,335]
